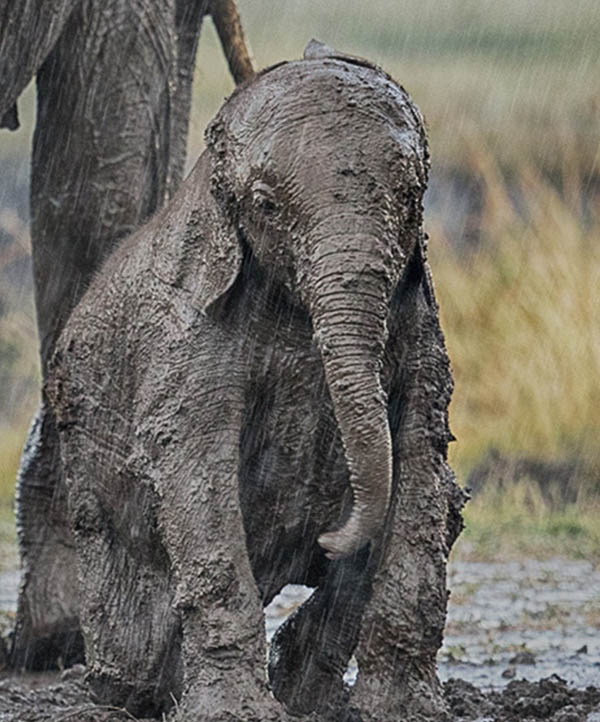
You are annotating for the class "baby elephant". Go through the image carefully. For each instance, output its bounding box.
[50,40,465,722]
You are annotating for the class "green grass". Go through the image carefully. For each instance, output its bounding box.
[0,428,27,504]
[456,480,600,561]
[0,428,25,571]
[0,282,38,537]
[0,509,18,572]
[0,296,36,571]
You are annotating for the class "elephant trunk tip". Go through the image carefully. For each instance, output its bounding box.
[318,526,363,561]
[318,491,390,560]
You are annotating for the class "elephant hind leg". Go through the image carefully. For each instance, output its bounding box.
[10,403,82,671]
[69,478,181,717]
[268,548,371,717]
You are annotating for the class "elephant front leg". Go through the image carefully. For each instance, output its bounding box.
[157,431,287,722]
[350,451,457,722]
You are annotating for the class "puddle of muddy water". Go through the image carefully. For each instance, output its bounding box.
[2,558,599,691]
[0,570,18,613]
[263,559,600,690]
[440,559,600,690]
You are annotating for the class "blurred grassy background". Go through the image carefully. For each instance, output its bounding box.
[1,0,599,561]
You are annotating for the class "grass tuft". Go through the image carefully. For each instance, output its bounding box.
[0,428,22,569]
[456,480,600,561]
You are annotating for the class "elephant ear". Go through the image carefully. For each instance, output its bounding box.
[303,39,380,71]
[166,154,243,315]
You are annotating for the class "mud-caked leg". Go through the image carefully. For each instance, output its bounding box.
[345,263,466,721]
[350,449,455,722]
[10,401,82,670]
[268,549,371,717]
[351,295,465,721]
[155,404,287,722]
[51,399,181,717]
[72,480,180,717]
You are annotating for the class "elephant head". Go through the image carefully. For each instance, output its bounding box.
[180,41,429,559]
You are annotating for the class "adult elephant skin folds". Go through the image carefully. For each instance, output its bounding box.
[49,41,466,722]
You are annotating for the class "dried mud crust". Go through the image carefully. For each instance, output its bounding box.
[0,673,153,722]
[1,673,600,721]
[445,676,600,721]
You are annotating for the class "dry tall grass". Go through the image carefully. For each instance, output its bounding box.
[430,147,600,480]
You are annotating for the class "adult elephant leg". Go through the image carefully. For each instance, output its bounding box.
[0,0,79,124]
[268,550,371,718]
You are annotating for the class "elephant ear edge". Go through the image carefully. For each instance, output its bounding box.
[168,154,243,316]
[187,202,243,316]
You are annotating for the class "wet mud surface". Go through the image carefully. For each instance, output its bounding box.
[440,559,600,690]
[1,558,599,720]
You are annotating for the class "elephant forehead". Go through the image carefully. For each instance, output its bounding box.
[249,119,424,197]
[223,59,424,142]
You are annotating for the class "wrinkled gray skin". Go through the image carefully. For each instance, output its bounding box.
[49,43,465,722]
[0,0,253,669]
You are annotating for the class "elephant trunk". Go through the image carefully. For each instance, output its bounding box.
[307,234,398,559]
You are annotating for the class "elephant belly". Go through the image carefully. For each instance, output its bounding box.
[239,374,350,601]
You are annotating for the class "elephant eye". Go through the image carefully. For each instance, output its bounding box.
[251,181,278,216]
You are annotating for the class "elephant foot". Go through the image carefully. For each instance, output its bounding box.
[350,654,450,722]
[88,665,166,719]
[170,678,291,722]
[87,634,182,720]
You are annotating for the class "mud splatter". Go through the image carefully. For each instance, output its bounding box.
[445,676,600,721]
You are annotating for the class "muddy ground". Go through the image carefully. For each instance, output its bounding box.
[1,558,599,721]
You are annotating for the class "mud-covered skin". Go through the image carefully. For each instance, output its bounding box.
[1,0,254,671]
[49,46,465,720]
